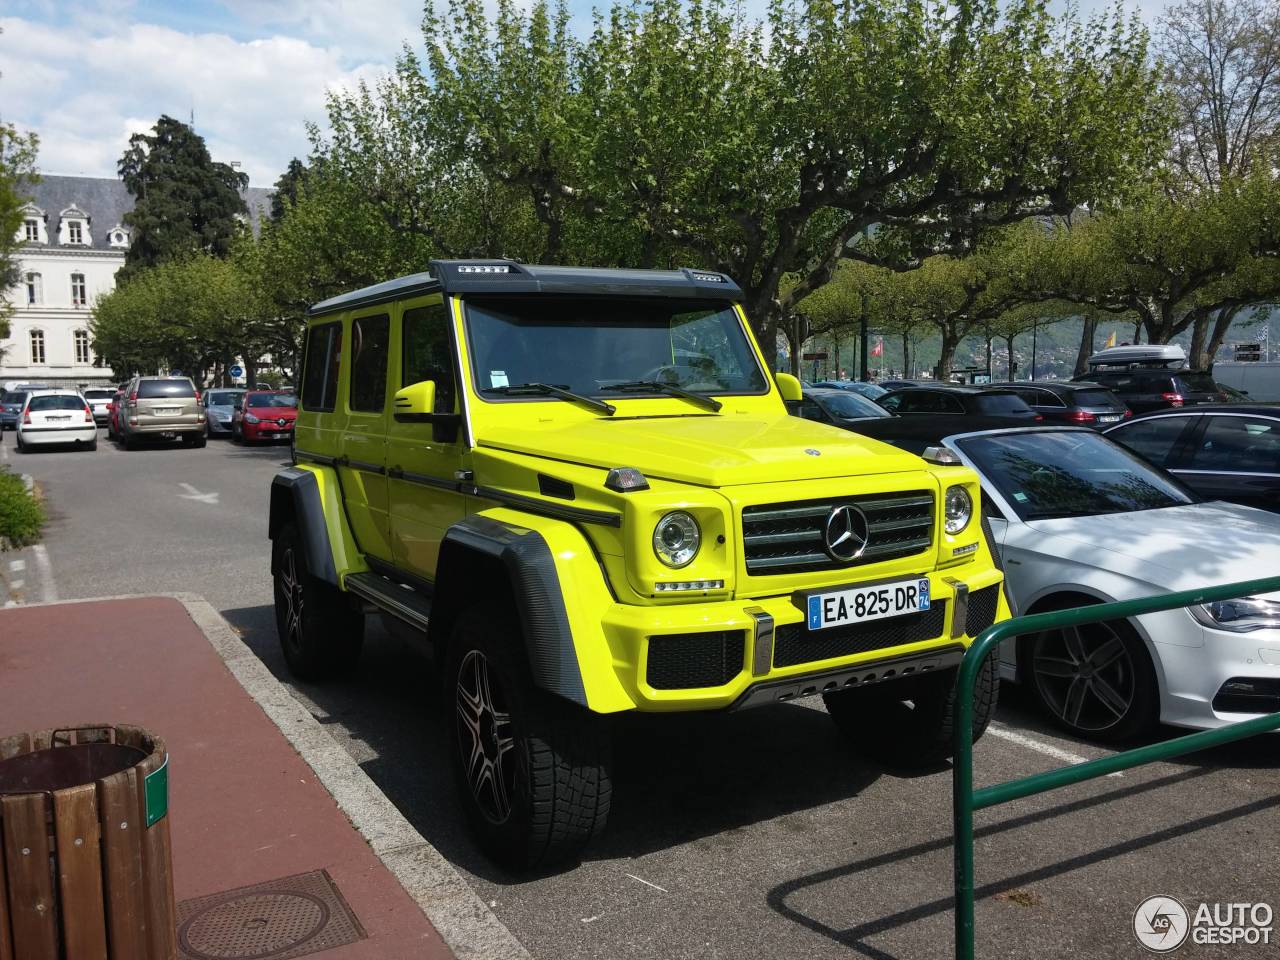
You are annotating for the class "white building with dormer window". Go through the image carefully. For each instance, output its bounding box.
[2,175,271,388]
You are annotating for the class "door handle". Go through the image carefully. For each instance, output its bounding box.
[388,466,404,479]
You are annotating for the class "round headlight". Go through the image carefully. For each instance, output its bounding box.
[653,511,700,568]
[944,486,973,535]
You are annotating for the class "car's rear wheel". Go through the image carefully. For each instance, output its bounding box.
[447,606,611,871]
[86,435,97,452]
[272,523,364,679]
[1023,618,1157,741]
[823,652,998,767]
[183,432,206,448]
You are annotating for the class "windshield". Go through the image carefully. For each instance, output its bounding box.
[138,380,195,399]
[82,389,114,400]
[247,393,297,408]
[207,391,243,406]
[4,392,29,406]
[464,297,768,402]
[1071,388,1121,408]
[818,391,891,419]
[955,431,1194,521]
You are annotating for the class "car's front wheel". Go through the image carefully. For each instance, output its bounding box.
[447,606,611,871]
[272,523,364,679]
[823,652,998,767]
[1022,618,1157,741]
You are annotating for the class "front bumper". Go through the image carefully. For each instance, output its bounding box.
[1148,614,1280,731]
[599,566,1008,711]
[243,420,294,441]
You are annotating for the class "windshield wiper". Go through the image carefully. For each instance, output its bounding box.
[599,380,723,412]
[485,382,615,416]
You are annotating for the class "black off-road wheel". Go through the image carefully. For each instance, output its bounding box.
[823,652,999,767]
[272,523,364,680]
[1021,618,1157,742]
[447,607,611,871]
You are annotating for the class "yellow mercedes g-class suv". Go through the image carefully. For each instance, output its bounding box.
[269,261,1009,868]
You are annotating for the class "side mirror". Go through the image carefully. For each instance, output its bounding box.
[775,372,803,402]
[394,380,461,442]
[393,380,437,422]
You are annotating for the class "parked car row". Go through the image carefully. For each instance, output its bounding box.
[5,377,297,453]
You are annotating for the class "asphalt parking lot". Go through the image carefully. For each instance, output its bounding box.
[5,429,1278,959]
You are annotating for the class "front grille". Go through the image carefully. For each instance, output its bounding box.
[965,585,1001,637]
[772,602,948,668]
[647,631,746,689]
[742,491,935,575]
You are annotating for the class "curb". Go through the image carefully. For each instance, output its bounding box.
[10,593,531,960]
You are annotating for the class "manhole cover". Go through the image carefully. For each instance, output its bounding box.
[177,870,365,960]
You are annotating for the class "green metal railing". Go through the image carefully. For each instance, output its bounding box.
[952,574,1280,960]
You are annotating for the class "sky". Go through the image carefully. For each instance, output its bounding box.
[2,0,1158,189]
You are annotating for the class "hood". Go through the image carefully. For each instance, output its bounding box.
[479,413,927,486]
[248,408,297,418]
[1026,502,1280,600]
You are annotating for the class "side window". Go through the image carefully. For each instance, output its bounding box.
[879,393,903,413]
[1107,416,1189,466]
[301,321,343,412]
[1189,417,1280,473]
[349,314,390,412]
[402,304,456,414]
[798,399,828,422]
[940,393,965,414]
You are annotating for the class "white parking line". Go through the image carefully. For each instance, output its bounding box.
[988,722,1122,776]
[31,544,57,603]
[624,873,669,893]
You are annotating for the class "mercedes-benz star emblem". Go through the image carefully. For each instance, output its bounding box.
[823,505,869,562]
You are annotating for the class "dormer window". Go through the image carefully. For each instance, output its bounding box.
[58,206,91,246]
[17,206,46,244]
[108,227,129,249]
[24,219,38,242]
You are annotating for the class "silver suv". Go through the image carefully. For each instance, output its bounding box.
[118,376,206,449]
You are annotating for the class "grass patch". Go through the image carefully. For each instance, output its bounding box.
[0,467,44,549]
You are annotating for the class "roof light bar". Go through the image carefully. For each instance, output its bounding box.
[457,264,511,274]
[691,272,726,283]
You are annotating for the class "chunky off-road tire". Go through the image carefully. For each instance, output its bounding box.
[272,523,364,680]
[447,606,611,871]
[183,432,206,448]
[823,652,999,767]
[1020,617,1158,742]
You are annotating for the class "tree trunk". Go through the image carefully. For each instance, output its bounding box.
[1204,304,1243,372]
[1075,314,1097,376]
[246,357,258,390]
[1006,334,1017,379]
[936,332,961,381]
[902,332,910,378]
[1188,311,1210,370]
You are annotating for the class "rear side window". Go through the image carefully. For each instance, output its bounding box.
[301,321,343,412]
[1176,373,1220,394]
[403,304,456,413]
[349,314,390,413]
[5,392,29,405]
[29,395,85,411]
[1106,416,1190,466]
[1188,416,1280,473]
[974,393,1031,415]
[137,380,196,399]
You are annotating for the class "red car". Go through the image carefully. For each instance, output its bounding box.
[106,386,127,440]
[233,390,297,443]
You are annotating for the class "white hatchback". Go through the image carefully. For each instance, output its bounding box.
[16,390,99,452]
[943,427,1280,741]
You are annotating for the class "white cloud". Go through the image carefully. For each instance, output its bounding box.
[0,15,390,186]
[215,0,423,61]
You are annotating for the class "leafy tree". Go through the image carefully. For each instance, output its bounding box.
[117,116,249,280]
[270,158,311,221]
[1158,0,1280,191]
[320,0,1166,362]
[0,116,39,342]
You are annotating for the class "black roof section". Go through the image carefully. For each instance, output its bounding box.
[991,380,1110,393]
[306,260,742,318]
[883,384,1018,395]
[1122,403,1280,420]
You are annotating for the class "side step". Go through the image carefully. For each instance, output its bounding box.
[345,572,431,632]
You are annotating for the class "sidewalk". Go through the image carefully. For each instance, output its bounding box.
[0,595,456,959]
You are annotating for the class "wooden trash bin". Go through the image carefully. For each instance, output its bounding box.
[0,724,177,960]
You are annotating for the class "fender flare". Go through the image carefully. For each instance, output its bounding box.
[269,467,339,585]
[432,514,588,707]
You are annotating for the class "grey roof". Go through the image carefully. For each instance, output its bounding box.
[307,260,743,318]
[20,175,274,250]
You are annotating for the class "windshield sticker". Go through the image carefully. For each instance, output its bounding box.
[490,370,509,388]
[1012,492,1028,502]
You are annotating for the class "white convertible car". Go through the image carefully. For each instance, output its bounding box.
[940,427,1280,741]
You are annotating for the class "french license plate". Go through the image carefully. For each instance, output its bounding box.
[806,577,931,631]
[1098,414,1120,423]
[271,432,286,439]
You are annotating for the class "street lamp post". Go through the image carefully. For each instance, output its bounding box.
[1031,319,1038,381]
